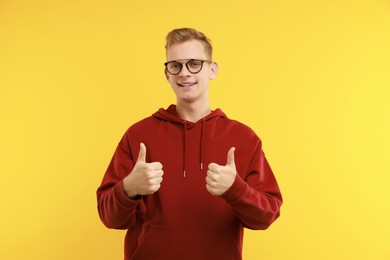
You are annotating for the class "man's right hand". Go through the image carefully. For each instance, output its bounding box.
[122,143,163,198]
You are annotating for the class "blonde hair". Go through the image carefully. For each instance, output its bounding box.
[165,28,213,60]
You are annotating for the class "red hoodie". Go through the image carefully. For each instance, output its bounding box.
[97,105,283,260]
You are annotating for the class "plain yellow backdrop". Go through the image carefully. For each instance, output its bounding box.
[1,0,389,259]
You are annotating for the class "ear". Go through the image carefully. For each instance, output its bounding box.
[209,62,218,80]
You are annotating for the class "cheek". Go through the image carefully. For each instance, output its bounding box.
[166,75,174,83]
[167,77,178,88]
[197,73,209,83]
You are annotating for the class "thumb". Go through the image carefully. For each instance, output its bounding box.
[137,143,146,163]
[226,147,236,167]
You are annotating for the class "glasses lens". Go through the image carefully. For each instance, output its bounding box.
[167,62,182,74]
[187,60,203,73]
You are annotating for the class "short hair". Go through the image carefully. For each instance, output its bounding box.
[165,28,213,60]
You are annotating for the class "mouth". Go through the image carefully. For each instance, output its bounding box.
[177,82,197,87]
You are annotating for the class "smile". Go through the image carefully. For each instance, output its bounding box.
[177,82,196,87]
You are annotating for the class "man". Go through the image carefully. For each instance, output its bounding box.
[97,28,283,260]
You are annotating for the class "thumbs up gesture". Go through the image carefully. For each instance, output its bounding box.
[123,143,164,198]
[206,147,237,196]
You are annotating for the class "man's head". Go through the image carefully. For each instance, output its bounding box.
[165,28,213,60]
[164,28,218,105]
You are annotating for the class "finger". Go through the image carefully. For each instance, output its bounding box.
[205,175,212,184]
[150,184,161,193]
[156,177,163,184]
[145,168,163,180]
[206,183,212,193]
[137,143,147,163]
[145,168,163,178]
[150,177,163,185]
[208,162,220,172]
[226,147,236,166]
[206,171,219,184]
[153,170,164,178]
[206,184,216,196]
[148,162,163,170]
[207,170,214,178]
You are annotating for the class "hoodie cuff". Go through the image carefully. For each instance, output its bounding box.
[220,173,247,204]
[114,181,141,207]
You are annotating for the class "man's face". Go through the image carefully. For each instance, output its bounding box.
[165,40,218,104]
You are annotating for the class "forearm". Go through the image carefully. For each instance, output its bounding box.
[221,174,282,230]
[97,181,141,229]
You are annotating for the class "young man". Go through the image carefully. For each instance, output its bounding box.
[97,28,283,260]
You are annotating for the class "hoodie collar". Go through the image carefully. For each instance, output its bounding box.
[153,104,226,125]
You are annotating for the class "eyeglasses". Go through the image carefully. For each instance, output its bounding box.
[164,59,212,75]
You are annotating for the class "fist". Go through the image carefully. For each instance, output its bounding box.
[123,143,163,198]
[206,147,237,196]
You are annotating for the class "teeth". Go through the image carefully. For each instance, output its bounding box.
[179,83,195,87]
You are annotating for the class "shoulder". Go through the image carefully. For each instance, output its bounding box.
[120,115,157,137]
[219,117,259,139]
[214,116,264,151]
[130,116,156,129]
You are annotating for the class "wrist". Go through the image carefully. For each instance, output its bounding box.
[122,178,138,198]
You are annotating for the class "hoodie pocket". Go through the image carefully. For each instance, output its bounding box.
[131,225,241,260]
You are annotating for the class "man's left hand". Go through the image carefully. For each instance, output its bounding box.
[206,147,237,196]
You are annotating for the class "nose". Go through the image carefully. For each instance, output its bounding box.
[178,63,191,77]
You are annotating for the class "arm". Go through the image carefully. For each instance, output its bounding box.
[97,135,163,229]
[96,134,144,229]
[221,143,282,230]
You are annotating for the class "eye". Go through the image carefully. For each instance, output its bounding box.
[169,62,181,69]
[188,60,202,68]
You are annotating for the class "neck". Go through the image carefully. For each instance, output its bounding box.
[176,100,212,122]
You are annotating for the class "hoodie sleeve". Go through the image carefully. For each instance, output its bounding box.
[220,141,283,230]
[96,132,145,229]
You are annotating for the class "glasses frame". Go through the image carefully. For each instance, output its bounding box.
[164,59,212,75]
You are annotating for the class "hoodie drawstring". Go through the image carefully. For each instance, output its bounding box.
[200,118,205,171]
[183,119,205,177]
[183,121,187,177]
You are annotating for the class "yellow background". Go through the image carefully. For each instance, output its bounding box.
[1,0,389,259]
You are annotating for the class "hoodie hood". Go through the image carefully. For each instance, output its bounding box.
[153,105,227,177]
